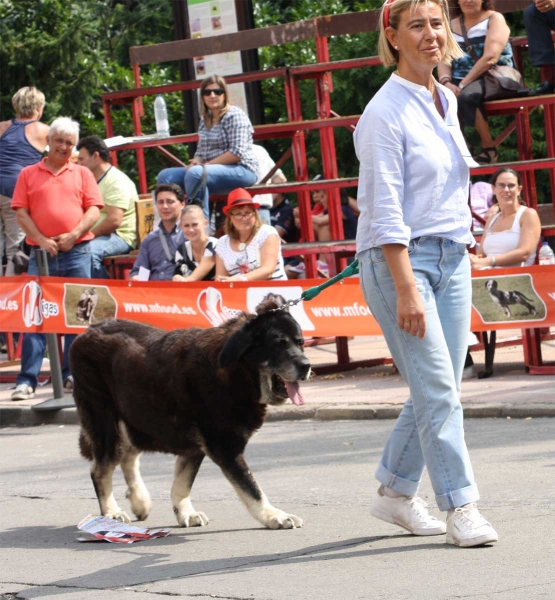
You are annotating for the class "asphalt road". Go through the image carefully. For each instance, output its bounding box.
[1,419,554,600]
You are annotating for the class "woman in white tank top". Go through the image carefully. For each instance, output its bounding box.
[470,168,541,269]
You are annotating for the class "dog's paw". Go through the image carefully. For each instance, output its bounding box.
[174,508,209,528]
[126,489,152,521]
[262,509,303,530]
[105,510,131,523]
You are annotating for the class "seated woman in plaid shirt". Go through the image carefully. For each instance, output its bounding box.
[157,75,258,222]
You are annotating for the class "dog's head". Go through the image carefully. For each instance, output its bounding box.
[485,279,497,293]
[218,300,311,406]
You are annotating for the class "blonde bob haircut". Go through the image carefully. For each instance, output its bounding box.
[199,74,231,130]
[378,0,464,67]
[12,86,46,119]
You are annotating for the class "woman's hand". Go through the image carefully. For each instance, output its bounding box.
[216,274,246,282]
[396,285,426,339]
[187,157,203,170]
[172,274,186,282]
[445,82,461,97]
[469,254,491,269]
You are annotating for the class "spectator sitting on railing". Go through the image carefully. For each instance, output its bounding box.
[157,75,258,222]
[129,183,185,281]
[438,0,514,164]
[0,86,49,276]
[215,188,287,282]
[172,204,218,282]
[524,0,555,94]
[76,136,137,278]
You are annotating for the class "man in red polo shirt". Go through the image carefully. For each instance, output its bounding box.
[10,116,104,401]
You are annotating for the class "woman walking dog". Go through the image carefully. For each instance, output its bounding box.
[355,0,498,547]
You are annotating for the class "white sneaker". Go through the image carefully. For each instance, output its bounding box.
[11,384,35,401]
[446,503,498,547]
[370,486,446,536]
[64,375,74,394]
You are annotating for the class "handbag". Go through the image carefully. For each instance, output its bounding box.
[460,18,523,101]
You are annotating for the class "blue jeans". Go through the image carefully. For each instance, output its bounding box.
[359,237,479,511]
[524,5,555,67]
[157,164,258,219]
[89,233,133,279]
[17,243,92,389]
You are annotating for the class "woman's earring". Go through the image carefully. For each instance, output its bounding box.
[394,46,398,50]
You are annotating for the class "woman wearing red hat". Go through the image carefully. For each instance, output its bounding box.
[215,188,287,281]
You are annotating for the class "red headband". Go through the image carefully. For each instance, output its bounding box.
[383,0,396,29]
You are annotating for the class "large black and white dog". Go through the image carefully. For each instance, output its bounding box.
[485,279,537,317]
[70,299,310,530]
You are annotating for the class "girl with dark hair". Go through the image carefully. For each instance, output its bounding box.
[470,168,541,269]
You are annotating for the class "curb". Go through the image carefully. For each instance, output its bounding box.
[1,403,555,428]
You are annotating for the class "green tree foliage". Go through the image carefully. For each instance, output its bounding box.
[0,0,102,122]
[0,0,186,185]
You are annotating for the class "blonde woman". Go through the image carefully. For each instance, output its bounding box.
[0,87,49,275]
[215,188,286,282]
[173,204,218,282]
[355,0,497,547]
[157,75,258,220]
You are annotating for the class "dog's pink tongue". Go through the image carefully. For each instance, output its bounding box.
[285,381,304,406]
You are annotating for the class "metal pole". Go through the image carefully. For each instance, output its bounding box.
[32,249,75,412]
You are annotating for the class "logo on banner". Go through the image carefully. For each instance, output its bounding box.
[22,281,60,328]
[22,281,43,327]
[197,287,241,327]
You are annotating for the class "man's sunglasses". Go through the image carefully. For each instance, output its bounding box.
[202,88,225,97]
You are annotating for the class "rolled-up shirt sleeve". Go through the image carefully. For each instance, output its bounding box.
[356,111,411,247]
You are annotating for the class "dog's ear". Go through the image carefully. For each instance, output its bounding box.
[218,323,256,368]
[256,295,288,314]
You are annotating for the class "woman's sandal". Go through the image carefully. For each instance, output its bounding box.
[474,146,498,165]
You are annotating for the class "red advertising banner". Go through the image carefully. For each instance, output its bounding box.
[1,266,554,337]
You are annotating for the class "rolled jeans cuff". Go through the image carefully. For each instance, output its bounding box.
[376,464,480,511]
[435,483,480,512]
[375,463,422,498]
